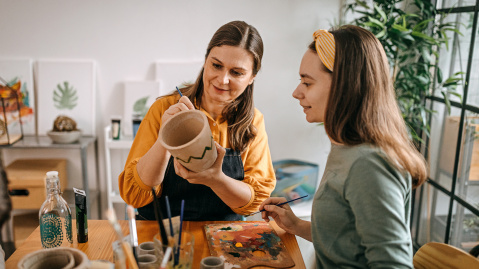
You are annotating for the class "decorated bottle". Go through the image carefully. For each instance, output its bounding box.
[39,171,73,248]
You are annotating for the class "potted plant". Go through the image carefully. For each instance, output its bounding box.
[343,0,464,145]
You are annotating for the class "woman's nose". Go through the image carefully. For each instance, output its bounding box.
[219,70,229,85]
[292,85,303,99]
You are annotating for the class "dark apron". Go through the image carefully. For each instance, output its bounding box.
[137,148,244,221]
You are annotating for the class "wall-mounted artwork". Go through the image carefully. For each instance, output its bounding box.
[204,222,295,268]
[0,59,35,135]
[155,59,203,95]
[36,60,96,135]
[123,81,161,136]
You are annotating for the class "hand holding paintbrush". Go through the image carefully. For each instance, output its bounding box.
[247,195,308,217]
[258,195,310,236]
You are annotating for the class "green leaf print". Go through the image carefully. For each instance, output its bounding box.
[53,81,78,110]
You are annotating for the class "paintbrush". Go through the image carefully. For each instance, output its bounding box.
[245,195,309,217]
[165,196,174,237]
[174,199,185,266]
[126,205,139,263]
[176,86,183,97]
[151,188,169,245]
[105,208,139,269]
[159,246,173,269]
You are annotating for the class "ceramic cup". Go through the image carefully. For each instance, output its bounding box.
[137,254,157,269]
[138,241,156,256]
[200,256,224,269]
[159,110,217,172]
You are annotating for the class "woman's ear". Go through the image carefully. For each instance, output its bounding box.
[248,75,256,85]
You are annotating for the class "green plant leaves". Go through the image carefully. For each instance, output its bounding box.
[53,81,78,110]
[132,96,150,118]
[345,0,464,146]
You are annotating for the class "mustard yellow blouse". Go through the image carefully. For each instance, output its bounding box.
[118,94,276,215]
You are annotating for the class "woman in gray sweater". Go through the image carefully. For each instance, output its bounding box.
[260,25,428,268]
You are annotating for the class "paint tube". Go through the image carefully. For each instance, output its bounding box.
[74,187,88,243]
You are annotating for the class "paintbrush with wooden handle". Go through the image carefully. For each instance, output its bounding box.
[106,208,139,269]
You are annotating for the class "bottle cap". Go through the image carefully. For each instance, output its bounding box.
[46,171,59,178]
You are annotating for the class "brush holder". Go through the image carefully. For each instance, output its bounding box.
[159,110,217,172]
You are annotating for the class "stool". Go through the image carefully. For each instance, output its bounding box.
[2,159,67,245]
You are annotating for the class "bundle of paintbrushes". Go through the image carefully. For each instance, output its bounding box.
[151,189,187,267]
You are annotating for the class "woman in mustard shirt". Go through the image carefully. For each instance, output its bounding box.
[260,25,428,268]
[119,20,276,221]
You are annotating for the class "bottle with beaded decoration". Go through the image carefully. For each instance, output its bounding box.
[39,171,73,248]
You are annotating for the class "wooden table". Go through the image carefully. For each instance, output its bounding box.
[6,220,306,269]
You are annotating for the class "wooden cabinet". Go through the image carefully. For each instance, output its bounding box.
[7,159,67,210]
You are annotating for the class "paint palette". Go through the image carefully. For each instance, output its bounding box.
[204,222,295,268]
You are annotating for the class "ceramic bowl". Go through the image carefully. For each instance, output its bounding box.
[18,247,89,269]
[47,130,81,144]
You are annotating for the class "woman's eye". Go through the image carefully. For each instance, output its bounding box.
[300,79,310,87]
[231,70,244,77]
[213,63,222,69]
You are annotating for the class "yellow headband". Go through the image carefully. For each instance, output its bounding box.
[313,29,335,72]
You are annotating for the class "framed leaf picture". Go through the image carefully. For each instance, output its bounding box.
[123,81,161,136]
[0,59,36,135]
[36,60,96,135]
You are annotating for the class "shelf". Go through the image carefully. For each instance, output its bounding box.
[106,139,133,149]
[6,135,96,149]
[104,126,131,209]
[2,135,100,219]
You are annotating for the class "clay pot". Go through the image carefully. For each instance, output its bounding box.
[159,110,217,172]
[17,247,89,269]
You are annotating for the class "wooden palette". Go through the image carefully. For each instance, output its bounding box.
[204,222,295,268]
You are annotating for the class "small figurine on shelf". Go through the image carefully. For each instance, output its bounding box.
[47,115,81,144]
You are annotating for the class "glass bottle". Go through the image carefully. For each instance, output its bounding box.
[39,171,73,248]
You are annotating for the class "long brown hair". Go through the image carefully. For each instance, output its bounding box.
[179,20,263,152]
[313,25,427,188]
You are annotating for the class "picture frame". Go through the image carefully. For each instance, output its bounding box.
[0,58,36,135]
[123,81,161,136]
[35,60,96,135]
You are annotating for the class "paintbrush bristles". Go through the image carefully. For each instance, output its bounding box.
[105,208,123,240]
[127,205,135,221]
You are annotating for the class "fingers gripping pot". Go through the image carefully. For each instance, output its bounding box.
[159,110,217,172]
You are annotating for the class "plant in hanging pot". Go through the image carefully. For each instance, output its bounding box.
[343,0,464,146]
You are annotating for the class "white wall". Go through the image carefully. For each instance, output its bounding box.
[0,0,339,218]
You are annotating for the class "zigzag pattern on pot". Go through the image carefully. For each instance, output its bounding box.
[176,136,214,163]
